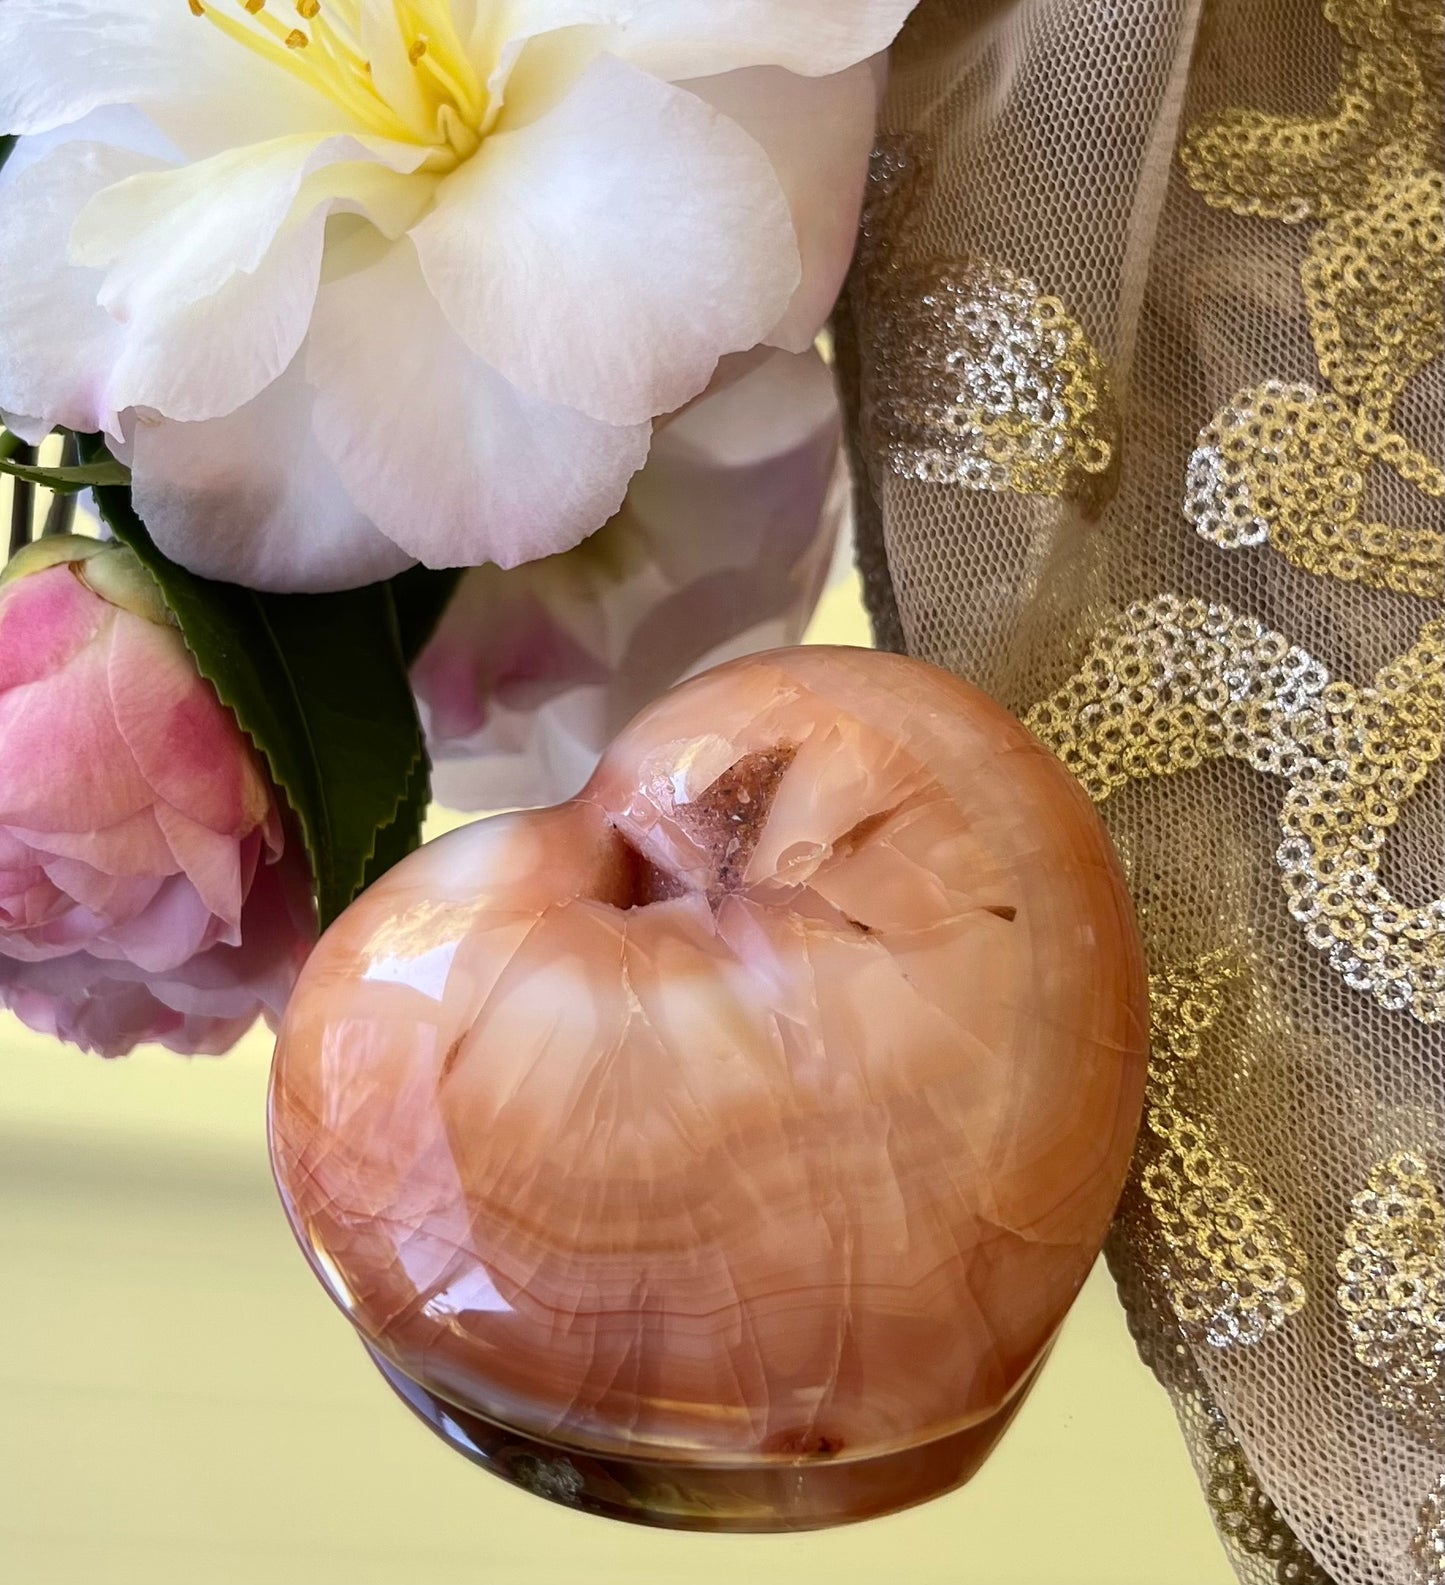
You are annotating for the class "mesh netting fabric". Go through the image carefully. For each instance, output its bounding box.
[835,2,1444,1582]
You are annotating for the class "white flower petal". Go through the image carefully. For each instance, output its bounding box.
[478,8,621,131]
[0,414,52,448]
[109,212,326,426]
[472,1,622,74]
[129,354,415,594]
[684,62,881,352]
[629,347,843,580]
[0,0,209,133]
[0,107,182,190]
[0,116,180,438]
[0,143,152,441]
[70,134,431,423]
[411,51,799,425]
[72,134,428,310]
[307,238,652,569]
[654,344,843,473]
[421,346,843,812]
[74,136,321,307]
[615,0,915,79]
[0,0,343,149]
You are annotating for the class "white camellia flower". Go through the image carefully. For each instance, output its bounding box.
[0,0,911,591]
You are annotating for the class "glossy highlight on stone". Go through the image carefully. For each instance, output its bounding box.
[269,646,1149,1530]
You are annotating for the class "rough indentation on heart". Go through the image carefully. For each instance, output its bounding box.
[593,828,689,910]
[670,744,798,893]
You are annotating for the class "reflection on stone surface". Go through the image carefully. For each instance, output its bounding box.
[270,646,1149,1529]
[366,1340,1045,1532]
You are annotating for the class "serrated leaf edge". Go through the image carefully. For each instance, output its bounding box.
[80,443,429,927]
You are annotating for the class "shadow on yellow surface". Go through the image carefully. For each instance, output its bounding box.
[0,572,1233,1585]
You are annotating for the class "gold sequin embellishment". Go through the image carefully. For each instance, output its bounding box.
[1304,170,1443,463]
[1026,598,1445,1022]
[1186,379,1442,599]
[1129,955,1308,1347]
[1180,0,1441,226]
[1203,1402,1334,1584]
[855,140,1118,506]
[1337,1151,1444,1442]
[1183,165,1444,596]
[1110,1210,1325,1579]
[1180,1,1443,596]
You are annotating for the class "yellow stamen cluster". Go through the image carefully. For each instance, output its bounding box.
[187,0,487,167]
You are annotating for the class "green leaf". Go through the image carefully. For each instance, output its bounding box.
[389,563,462,665]
[362,744,432,893]
[79,438,428,928]
[0,451,132,493]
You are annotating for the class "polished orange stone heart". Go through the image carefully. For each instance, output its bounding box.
[269,646,1148,1530]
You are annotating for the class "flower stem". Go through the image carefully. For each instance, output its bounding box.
[7,442,35,558]
[41,435,80,539]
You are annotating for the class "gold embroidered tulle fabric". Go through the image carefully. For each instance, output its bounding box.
[834,3,1443,1582]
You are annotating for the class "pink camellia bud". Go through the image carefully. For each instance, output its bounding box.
[0,536,312,1054]
[0,841,314,1058]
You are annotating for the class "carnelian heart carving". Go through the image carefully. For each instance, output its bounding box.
[270,646,1148,1529]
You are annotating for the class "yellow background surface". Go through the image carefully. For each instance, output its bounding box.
[0,567,1234,1585]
